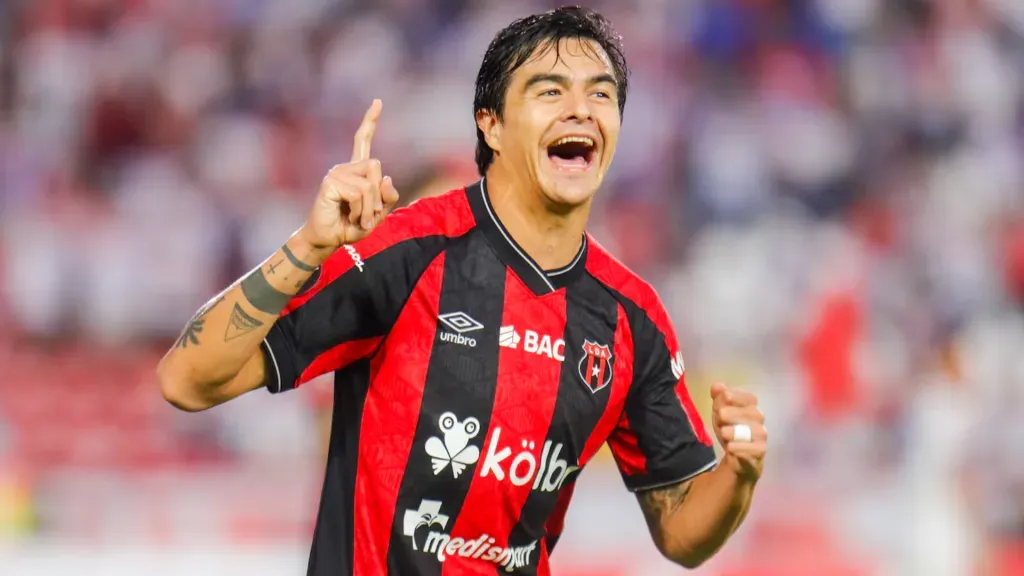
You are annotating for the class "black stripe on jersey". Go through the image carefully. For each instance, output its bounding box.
[502,275,620,574]
[608,290,715,490]
[545,534,561,556]
[307,359,373,575]
[264,235,448,393]
[386,232,508,576]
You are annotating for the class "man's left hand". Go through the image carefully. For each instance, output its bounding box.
[710,382,767,483]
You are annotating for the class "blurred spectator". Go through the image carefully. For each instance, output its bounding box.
[3,1,1024,574]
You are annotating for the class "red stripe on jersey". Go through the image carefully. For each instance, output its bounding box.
[441,272,567,575]
[283,189,475,315]
[604,302,647,476]
[536,549,552,576]
[583,235,664,329]
[295,335,383,388]
[352,252,447,576]
[579,304,633,468]
[608,414,648,476]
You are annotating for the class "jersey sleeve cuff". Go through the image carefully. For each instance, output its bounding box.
[261,322,299,394]
[624,451,719,493]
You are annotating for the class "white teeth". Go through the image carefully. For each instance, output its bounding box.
[551,136,595,148]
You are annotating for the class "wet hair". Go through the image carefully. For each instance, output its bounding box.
[472,6,629,176]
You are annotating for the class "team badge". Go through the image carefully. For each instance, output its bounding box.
[578,340,613,393]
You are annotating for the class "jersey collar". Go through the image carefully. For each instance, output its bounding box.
[467,178,588,296]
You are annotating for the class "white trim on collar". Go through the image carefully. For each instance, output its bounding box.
[479,178,556,291]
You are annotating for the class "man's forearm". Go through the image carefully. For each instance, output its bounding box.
[639,464,756,568]
[676,464,755,561]
[158,232,330,396]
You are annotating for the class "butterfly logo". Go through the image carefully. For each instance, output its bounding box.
[425,411,481,478]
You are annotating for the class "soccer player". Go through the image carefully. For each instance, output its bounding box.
[157,6,767,574]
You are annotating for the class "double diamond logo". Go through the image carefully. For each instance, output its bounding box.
[437,312,484,333]
[437,312,484,348]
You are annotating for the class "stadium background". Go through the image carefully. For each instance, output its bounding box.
[3,0,1024,574]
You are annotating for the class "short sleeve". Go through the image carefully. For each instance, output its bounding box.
[606,295,717,491]
[261,211,449,394]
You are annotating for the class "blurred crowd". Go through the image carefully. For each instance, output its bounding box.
[3,0,1024,574]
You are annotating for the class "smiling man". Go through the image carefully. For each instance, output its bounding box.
[157,6,767,575]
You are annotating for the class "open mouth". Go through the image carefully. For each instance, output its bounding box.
[546,136,597,171]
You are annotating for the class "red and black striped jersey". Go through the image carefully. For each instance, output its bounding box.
[261,180,717,576]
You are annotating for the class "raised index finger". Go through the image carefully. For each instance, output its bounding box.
[351,99,382,163]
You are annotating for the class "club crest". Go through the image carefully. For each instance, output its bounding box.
[578,340,613,393]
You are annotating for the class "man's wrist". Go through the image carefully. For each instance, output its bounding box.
[715,455,760,490]
[290,229,335,268]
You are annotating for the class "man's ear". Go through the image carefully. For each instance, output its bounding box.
[476,109,502,154]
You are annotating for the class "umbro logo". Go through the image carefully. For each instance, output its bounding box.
[438,312,484,333]
[438,312,483,347]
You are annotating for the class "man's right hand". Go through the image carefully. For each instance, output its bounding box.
[159,100,400,411]
[298,99,400,255]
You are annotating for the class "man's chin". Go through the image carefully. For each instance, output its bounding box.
[540,181,599,211]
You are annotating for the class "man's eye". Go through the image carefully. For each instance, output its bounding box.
[541,89,561,96]
[593,91,610,99]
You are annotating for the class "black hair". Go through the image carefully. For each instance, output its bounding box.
[472,6,629,176]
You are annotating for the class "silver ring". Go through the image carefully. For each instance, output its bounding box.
[733,424,752,443]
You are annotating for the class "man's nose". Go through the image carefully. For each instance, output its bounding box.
[562,89,592,122]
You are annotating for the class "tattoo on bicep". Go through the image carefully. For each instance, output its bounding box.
[267,259,283,275]
[224,302,265,342]
[175,295,226,349]
[637,480,694,532]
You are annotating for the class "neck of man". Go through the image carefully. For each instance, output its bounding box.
[484,162,589,272]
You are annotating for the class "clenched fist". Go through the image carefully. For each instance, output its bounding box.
[710,382,767,482]
[297,99,401,253]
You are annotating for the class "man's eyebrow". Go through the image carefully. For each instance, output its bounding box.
[587,73,617,87]
[523,73,570,91]
[522,72,618,92]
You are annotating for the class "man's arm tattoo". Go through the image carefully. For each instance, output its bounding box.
[224,302,265,342]
[636,480,694,536]
[282,244,317,272]
[175,295,226,349]
[267,259,283,275]
[240,266,291,314]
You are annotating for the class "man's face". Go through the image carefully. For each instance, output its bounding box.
[479,38,621,208]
